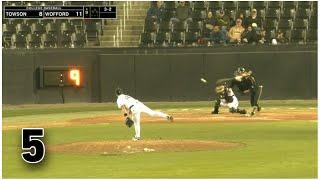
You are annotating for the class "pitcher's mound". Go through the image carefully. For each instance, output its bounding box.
[49,140,244,155]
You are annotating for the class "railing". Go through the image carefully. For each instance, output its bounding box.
[113,1,133,47]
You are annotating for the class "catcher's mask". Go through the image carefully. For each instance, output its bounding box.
[115,88,122,96]
[215,85,225,95]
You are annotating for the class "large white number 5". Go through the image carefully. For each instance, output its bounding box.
[21,128,45,164]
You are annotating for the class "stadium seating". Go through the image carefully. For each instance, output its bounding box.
[2,1,106,48]
[30,23,45,35]
[1,1,317,48]
[26,33,41,48]
[41,33,57,48]
[281,8,295,19]
[306,28,317,42]
[140,1,317,47]
[158,21,170,33]
[283,1,296,9]
[208,1,223,11]
[277,19,293,30]
[16,23,30,36]
[155,31,169,45]
[140,32,152,47]
[11,33,26,48]
[267,1,282,9]
[71,32,86,48]
[170,31,183,45]
[290,29,306,43]
[309,16,317,29]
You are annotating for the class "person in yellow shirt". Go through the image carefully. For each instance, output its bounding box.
[228,18,245,43]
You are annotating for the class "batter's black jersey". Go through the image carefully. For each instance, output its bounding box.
[231,75,257,92]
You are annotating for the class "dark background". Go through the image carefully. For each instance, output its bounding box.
[3,45,317,104]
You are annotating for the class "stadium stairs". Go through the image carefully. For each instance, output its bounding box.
[101,1,149,47]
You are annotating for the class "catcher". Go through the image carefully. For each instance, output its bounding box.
[115,88,173,141]
[230,67,261,114]
[212,82,247,115]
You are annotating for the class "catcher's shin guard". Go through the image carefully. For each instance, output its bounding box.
[212,99,220,114]
[229,107,237,113]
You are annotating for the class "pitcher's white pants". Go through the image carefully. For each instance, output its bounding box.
[130,102,168,138]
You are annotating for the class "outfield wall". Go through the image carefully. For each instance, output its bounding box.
[3,45,317,104]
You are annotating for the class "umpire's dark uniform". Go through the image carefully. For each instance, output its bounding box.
[231,68,261,111]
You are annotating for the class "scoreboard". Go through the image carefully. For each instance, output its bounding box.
[4,6,116,19]
[37,66,84,88]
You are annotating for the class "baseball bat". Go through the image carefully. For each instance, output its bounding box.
[257,85,263,103]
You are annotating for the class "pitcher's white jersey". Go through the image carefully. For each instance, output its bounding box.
[117,94,139,109]
[116,93,171,139]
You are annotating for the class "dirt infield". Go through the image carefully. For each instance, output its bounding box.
[3,109,317,130]
[48,140,244,155]
[71,110,317,124]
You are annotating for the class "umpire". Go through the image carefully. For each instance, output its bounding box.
[230,67,261,112]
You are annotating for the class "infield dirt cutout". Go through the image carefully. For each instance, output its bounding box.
[3,109,317,130]
[49,140,244,155]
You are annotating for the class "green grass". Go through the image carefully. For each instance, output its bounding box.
[2,100,317,178]
[3,100,316,118]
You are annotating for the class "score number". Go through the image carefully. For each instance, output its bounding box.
[69,69,81,86]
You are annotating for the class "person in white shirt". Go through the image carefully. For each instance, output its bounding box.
[115,88,173,141]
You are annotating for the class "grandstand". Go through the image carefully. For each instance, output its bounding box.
[2,1,318,48]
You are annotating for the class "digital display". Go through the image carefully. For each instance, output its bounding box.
[37,66,83,88]
[4,6,116,19]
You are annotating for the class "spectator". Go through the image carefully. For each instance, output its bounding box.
[204,11,216,37]
[210,26,226,44]
[170,1,192,26]
[215,10,230,43]
[242,26,258,44]
[216,10,230,28]
[275,30,288,44]
[231,12,246,27]
[245,9,262,29]
[228,18,245,43]
[258,30,267,44]
[146,1,165,24]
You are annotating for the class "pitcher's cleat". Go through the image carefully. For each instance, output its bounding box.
[167,115,174,122]
[132,136,141,141]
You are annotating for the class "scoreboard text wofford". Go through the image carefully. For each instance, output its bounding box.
[4,6,117,19]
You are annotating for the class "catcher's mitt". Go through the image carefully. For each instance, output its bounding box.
[125,117,134,128]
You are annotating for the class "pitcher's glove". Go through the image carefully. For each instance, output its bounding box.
[125,117,134,128]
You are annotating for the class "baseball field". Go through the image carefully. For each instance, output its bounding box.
[2,100,317,178]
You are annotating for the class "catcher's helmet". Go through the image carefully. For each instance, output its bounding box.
[115,88,123,96]
[215,85,226,94]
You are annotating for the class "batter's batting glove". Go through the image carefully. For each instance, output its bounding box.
[125,117,134,128]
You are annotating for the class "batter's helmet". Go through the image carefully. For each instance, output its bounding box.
[115,88,123,96]
[237,67,246,73]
